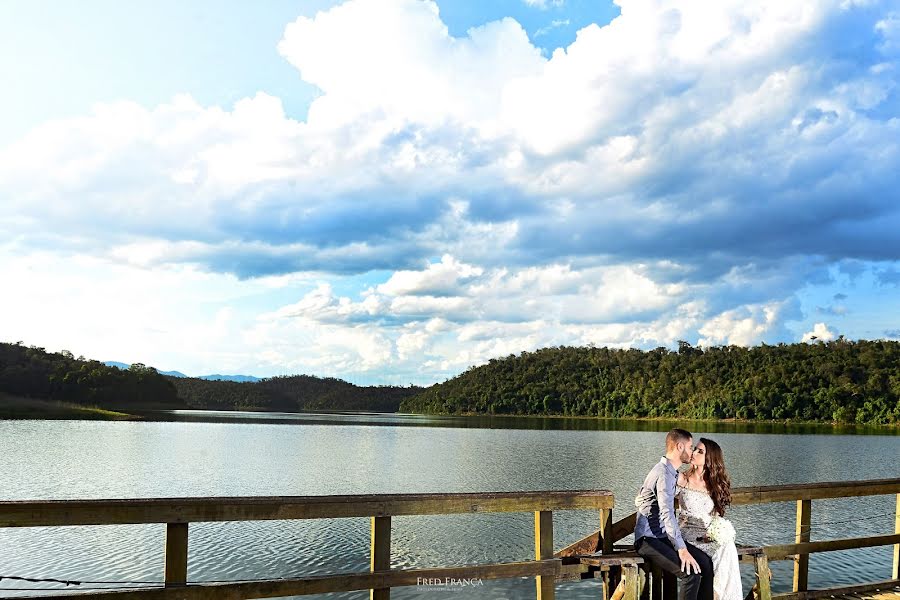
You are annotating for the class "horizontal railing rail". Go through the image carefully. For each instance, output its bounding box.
[0,490,614,600]
[0,490,613,527]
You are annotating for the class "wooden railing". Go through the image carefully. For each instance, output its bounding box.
[2,478,898,600]
[557,477,900,600]
[0,490,614,600]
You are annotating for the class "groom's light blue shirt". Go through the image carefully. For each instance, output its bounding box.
[634,457,686,550]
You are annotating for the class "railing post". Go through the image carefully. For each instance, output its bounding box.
[371,516,391,600]
[793,499,811,592]
[622,563,641,600]
[164,522,188,587]
[755,553,772,600]
[600,508,614,554]
[893,493,900,580]
[535,510,555,600]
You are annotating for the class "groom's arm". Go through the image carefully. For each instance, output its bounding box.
[656,469,686,550]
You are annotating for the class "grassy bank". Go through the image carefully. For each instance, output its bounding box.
[0,393,140,420]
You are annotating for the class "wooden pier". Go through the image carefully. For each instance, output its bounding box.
[0,478,896,599]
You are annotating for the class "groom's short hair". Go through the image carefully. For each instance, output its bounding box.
[666,428,692,450]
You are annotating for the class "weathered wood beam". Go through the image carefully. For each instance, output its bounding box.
[893,493,900,580]
[370,516,391,600]
[772,579,900,600]
[732,478,900,505]
[793,500,811,593]
[0,490,613,527]
[765,533,900,561]
[9,559,563,599]
[535,510,555,600]
[163,523,188,587]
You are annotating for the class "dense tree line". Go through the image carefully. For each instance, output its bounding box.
[169,375,421,412]
[1,342,419,414]
[0,342,181,408]
[400,339,900,425]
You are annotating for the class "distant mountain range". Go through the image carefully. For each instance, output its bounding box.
[104,362,261,382]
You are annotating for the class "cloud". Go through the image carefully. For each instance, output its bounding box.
[535,20,571,39]
[3,0,900,281]
[697,301,797,347]
[875,266,900,285]
[376,255,483,296]
[525,0,565,11]
[3,0,900,381]
[802,322,837,342]
[817,304,849,316]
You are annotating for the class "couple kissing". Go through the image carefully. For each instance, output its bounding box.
[635,428,742,600]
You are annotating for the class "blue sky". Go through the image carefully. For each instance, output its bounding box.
[1,0,899,385]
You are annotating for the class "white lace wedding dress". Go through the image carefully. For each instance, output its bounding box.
[676,484,743,600]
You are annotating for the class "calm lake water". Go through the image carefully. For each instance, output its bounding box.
[0,413,898,599]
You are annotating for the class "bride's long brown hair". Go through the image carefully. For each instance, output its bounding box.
[698,437,732,517]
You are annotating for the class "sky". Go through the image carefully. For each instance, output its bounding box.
[1,0,899,385]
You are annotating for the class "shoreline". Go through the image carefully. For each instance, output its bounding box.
[448,411,900,429]
[1,399,897,431]
[0,394,141,420]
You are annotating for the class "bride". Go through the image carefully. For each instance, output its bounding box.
[676,438,743,600]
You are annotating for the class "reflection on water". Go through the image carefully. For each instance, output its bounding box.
[0,418,897,598]
[165,409,900,435]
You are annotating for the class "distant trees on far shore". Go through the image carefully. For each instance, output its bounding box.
[0,342,180,409]
[0,341,420,414]
[400,339,900,425]
[5,339,899,425]
[170,374,420,412]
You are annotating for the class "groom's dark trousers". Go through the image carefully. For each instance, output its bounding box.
[635,536,714,600]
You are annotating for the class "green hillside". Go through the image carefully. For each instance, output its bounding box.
[400,340,900,425]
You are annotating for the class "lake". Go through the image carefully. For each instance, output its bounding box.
[0,413,898,599]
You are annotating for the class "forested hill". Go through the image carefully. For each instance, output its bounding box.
[0,342,181,409]
[170,375,421,412]
[399,340,900,425]
[1,342,421,415]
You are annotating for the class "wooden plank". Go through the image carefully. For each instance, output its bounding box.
[578,553,644,567]
[732,479,900,506]
[613,513,637,543]
[535,510,555,600]
[772,579,900,600]
[765,533,900,561]
[794,500,811,593]
[893,494,900,580]
[555,530,601,557]
[555,512,635,557]
[601,508,614,553]
[9,560,563,599]
[556,562,590,582]
[371,516,391,600]
[755,552,773,600]
[0,490,614,527]
[164,523,188,586]
[623,564,641,600]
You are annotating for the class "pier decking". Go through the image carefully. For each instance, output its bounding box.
[831,584,900,600]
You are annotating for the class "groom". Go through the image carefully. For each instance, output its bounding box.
[634,428,713,600]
